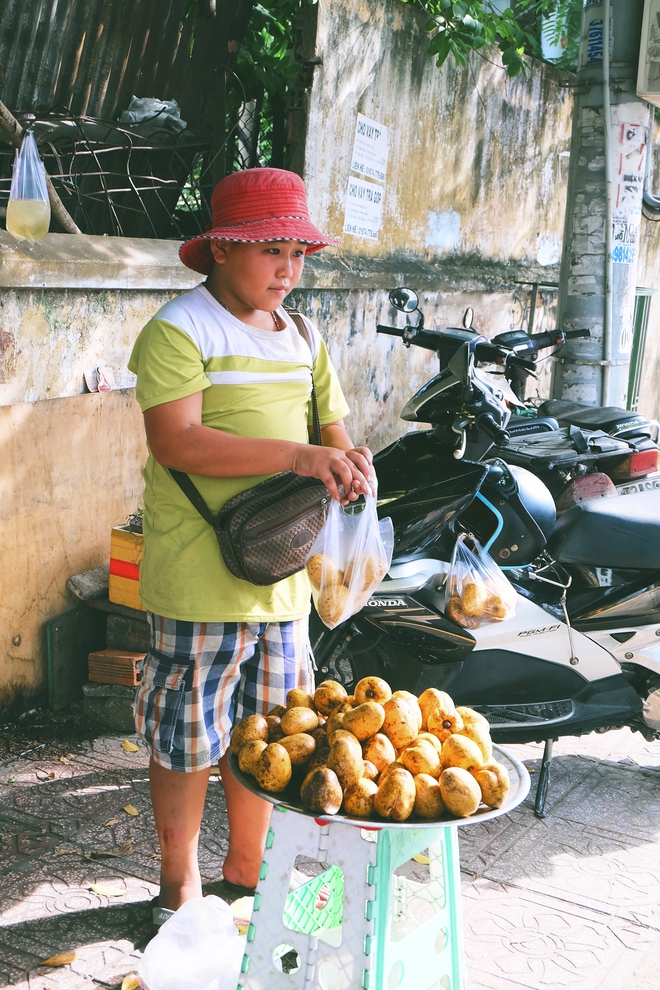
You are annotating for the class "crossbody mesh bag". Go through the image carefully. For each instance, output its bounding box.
[169,310,331,586]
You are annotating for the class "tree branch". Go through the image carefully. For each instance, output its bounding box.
[0,100,82,235]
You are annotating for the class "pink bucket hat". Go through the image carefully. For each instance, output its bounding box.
[179,167,339,275]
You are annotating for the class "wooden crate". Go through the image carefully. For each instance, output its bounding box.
[109,525,145,611]
[88,648,145,686]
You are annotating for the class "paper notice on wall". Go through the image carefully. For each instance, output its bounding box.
[350,114,388,182]
[343,177,384,241]
[611,119,647,266]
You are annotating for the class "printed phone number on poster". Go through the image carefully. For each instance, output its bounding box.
[344,223,379,238]
[612,244,636,264]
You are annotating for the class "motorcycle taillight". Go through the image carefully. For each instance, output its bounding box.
[611,449,659,479]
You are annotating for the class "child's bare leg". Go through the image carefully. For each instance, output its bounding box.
[219,752,272,888]
[149,757,211,910]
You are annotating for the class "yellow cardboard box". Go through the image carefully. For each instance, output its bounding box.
[109,525,145,611]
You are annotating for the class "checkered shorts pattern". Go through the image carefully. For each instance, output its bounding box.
[134,614,314,772]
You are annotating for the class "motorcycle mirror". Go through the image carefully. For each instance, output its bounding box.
[463,307,474,329]
[389,287,419,314]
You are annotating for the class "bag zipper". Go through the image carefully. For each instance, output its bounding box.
[244,494,329,543]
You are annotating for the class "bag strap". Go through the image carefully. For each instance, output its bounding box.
[168,468,217,526]
[169,307,322,518]
[284,307,322,447]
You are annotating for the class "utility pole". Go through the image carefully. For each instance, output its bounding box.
[554,0,650,408]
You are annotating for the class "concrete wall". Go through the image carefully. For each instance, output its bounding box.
[6,0,657,709]
[635,124,660,421]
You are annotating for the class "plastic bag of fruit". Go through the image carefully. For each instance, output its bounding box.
[445,533,516,628]
[305,480,393,629]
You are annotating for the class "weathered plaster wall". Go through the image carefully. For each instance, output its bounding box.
[302,0,573,267]
[635,123,660,422]
[0,390,145,707]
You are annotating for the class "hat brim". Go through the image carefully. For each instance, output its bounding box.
[179,218,340,275]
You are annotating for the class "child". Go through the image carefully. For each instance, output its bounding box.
[128,167,372,924]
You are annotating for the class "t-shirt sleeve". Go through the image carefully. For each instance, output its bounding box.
[128,318,211,412]
[310,334,350,426]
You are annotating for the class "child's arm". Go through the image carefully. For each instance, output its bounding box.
[144,393,371,503]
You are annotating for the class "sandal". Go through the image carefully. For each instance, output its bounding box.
[150,897,175,927]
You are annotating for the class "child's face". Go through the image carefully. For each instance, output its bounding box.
[210,239,306,312]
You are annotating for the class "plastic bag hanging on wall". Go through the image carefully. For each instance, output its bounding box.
[7,131,50,242]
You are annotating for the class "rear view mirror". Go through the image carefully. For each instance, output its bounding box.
[463,307,474,330]
[389,287,419,313]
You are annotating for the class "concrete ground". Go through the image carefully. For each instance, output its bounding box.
[0,724,658,990]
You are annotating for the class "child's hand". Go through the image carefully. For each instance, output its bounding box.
[292,445,372,503]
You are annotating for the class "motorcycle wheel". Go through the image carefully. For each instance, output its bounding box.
[623,666,660,740]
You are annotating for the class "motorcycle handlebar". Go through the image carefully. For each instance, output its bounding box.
[376,324,405,339]
[477,413,510,447]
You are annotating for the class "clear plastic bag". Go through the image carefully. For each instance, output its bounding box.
[445,532,516,628]
[138,895,245,990]
[7,131,50,242]
[306,481,394,630]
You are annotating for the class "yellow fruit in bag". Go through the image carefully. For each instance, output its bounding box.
[318,582,350,626]
[306,553,343,590]
[344,555,387,592]
[461,579,489,616]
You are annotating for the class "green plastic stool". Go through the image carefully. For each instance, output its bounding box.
[238,807,464,990]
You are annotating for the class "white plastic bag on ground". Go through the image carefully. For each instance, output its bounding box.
[139,896,245,990]
[306,480,394,629]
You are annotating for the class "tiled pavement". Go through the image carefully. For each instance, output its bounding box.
[0,728,658,989]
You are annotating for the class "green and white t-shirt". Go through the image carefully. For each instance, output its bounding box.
[128,284,350,622]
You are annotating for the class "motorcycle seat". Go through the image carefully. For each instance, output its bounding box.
[538,400,653,438]
[548,489,660,569]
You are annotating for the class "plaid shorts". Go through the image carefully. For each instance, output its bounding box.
[134,614,314,772]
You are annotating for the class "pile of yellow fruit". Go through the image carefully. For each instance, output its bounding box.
[230,678,510,822]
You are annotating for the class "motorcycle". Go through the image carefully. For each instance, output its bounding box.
[311,288,660,817]
[487,324,660,505]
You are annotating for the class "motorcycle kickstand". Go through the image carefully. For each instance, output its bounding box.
[534,738,555,819]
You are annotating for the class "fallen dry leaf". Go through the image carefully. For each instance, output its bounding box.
[121,740,139,753]
[36,770,57,781]
[121,975,141,990]
[123,804,139,817]
[40,953,76,967]
[209,766,221,776]
[59,756,70,764]
[524,765,536,774]
[104,818,119,827]
[84,839,134,861]
[412,853,430,865]
[53,846,78,857]
[89,883,125,897]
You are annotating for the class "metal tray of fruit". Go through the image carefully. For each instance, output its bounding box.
[227,744,530,830]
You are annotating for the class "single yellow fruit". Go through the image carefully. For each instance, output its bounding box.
[400,739,442,777]
[286,688,316,710]
[254,743,292,793]
[440,734,484,772]
[279,732,317,766]
[327,736,364,788]
[374,768,416,821]
[314,680,348,715]
[458,720,493,763]
[306,553,343,590]
[229,714,269,753]
[318,583,351,626]
[362,732,397,772]
[414,773,446,819]
[391,691,423,730]
[439,767,482,817]
[362,759,379,781]
[280,706,319,735]
[342,777,378,816]
[428,708,465,743]
[382,697,418,749]
[471,761,510,809]
[417,731,443,756]
[265,715,284,742]
[342,701,385,741]
[354,676,392,706]
[238,739,268,776]
[417,688,457,730]
[300,767,343,815]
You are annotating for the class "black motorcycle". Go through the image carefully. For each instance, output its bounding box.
[311,288,660,816]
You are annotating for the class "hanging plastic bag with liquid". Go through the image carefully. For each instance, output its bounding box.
[7,131,50,242]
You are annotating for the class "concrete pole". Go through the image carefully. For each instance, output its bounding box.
[554,0,651,408]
